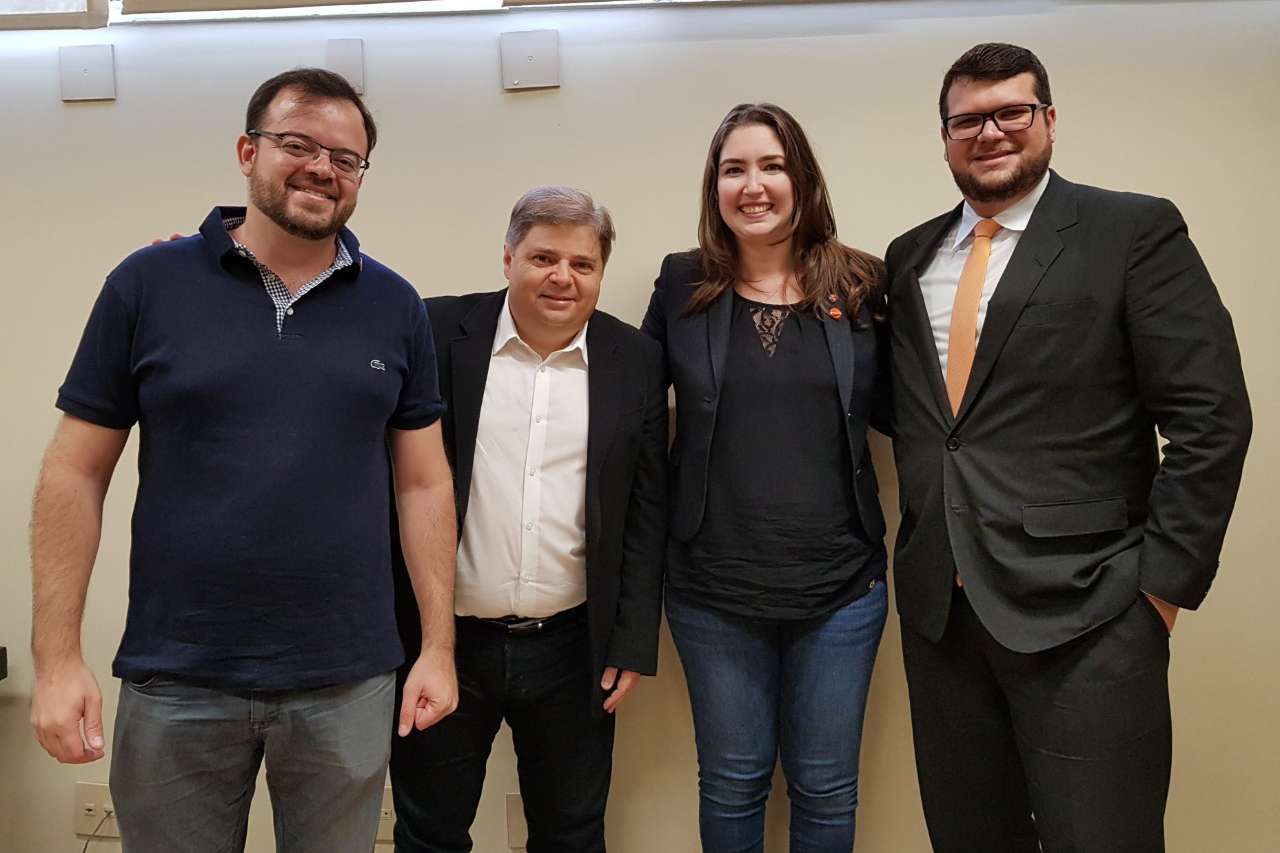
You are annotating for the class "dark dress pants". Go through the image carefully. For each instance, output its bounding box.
[901,587,1172,853]
[389,609,615,853]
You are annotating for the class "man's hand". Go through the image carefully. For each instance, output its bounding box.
[31,658,105,764]
[601,667,642,715]
[30,416,128,765]
[397,648,458,736]
[388,423,457,736]
[149,233,184,246]
[1144,592,1179,634]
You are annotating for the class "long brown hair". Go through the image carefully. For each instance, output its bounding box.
[688,103,883,320]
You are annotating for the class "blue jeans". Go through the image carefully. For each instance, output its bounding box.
[109,672,395,853]
[666,582,888,853]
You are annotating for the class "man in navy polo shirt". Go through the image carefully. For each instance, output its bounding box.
[29,68,458,852]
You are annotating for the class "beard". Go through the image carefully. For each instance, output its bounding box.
[950,142,1052,205]
[248,169,355,241]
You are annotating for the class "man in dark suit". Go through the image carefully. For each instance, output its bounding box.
[885,43,1251,852]
[389,186,668,853]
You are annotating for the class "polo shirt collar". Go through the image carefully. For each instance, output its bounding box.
[198,205,362,273]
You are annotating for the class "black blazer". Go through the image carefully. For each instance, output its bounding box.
[886,171,1251,653]
[641,250,889,546]
[392,290,668,714]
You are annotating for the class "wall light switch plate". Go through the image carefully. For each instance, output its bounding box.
[375,786,394,843]
[506,792,529,849]
[500,30,559,91]
[59,44,116,102]
[326,38,365,95]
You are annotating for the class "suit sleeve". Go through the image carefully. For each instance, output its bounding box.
[603,338,669,675]
[1125,198,1251,609]
[871,238,912,439]
[640,254,672,387]
[868,287,894,438]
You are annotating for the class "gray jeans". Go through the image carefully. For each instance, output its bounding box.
[110,671,395,853]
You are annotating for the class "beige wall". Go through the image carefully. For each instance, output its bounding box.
[2,1,1277,850]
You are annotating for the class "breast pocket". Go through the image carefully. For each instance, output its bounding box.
[1014,298,1097,329]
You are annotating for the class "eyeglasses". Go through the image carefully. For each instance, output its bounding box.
[943,103,1051,141]
[247,130,370,179]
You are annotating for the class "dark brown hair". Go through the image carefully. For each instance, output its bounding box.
[689,103,883,319]
[245,67,378,156]
[939,43,1052,123]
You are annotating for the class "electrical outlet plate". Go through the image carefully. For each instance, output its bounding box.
[375,785,395,843]
[74,782,120,839]
[506,792,529,849]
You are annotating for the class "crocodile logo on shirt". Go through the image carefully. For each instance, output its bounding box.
[370,359,386,372]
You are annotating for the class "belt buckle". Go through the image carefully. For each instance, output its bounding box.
[504,617,545,636]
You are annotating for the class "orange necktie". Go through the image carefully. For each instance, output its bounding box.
[945,218,1002,415]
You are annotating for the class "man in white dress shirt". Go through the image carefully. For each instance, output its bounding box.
[885,43,1250,852]
[388,186,668,853]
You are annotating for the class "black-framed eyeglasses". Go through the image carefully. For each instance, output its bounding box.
[943,103,1051,141]
[247,129,370,179]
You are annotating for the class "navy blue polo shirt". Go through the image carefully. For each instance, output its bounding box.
[57,207,445,690]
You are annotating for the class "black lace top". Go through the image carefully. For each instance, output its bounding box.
[667,292,885,620]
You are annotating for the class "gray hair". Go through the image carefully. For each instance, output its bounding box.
[504,186,616,265]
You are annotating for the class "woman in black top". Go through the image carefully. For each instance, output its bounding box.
[642,103,890,852]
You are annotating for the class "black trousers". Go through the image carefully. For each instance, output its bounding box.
[389,609,615,853]
[901,588,1172,853]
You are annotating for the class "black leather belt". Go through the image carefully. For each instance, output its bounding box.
[462,603,586,636]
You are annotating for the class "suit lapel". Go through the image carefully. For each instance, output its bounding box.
[954,173,1075,421]
[585,319,623,553]
[820,305,856,417]
[449,292,504,524]
[899,208,961,421]
[707,286,733,392]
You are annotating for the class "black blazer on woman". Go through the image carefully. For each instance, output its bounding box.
[641,250,890,545]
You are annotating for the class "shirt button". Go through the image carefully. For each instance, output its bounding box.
[525,522,534,531]
[946,437,961,451]
[535,416,543,424]
[529,467,537,477]
[285,307,294,316]
[539,366,546,374]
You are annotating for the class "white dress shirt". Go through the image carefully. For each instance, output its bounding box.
[454,295,591,619]
[919,169,1052,375]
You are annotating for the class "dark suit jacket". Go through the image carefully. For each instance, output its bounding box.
[641,250,890,546]
[886,171,1251,652]
[392,290,668,715]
